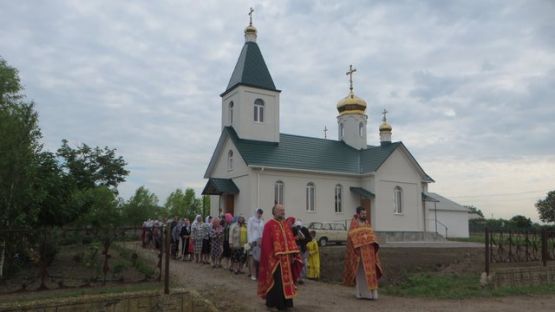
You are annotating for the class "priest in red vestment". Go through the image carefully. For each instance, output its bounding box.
[343,206,383,300]
[258,204,301,310]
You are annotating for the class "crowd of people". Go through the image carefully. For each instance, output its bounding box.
[140,208,321,284]
[140,204,381,311]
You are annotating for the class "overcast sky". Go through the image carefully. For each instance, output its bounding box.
[1,0,554,221]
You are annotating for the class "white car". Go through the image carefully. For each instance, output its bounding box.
[308,222,348,246]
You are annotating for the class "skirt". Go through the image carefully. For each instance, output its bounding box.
[222,241,232,258]
[231,247,246,263]
[194,239,203,255]
[202,238,211,254]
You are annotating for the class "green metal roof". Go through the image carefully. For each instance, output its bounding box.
[221,42,279,96]
[222,127,402,175]
[422,192,440,202]
[350,187,375,198]
[202,178,240,195]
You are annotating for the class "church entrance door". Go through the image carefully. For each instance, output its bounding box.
[361,198,371,225]
[224,194,235,215]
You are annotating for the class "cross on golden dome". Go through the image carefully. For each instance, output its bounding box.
[249,7,254,26]
[346,65,357,92]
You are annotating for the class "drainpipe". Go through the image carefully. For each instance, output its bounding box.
[257,167,265,209]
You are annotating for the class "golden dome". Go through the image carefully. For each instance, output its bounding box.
[379,121,392,131]
[337,91,367,114]
[244,25,257,34]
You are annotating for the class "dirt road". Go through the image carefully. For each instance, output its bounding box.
[128,244,555,312]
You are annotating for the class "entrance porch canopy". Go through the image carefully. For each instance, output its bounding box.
[202,178,239,195]
[350,187,375,199]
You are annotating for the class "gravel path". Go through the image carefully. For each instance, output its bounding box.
[127,243,555,312]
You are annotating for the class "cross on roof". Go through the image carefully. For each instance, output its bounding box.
[346,65,357,92]
[382,109,388,122]
[249,7,254,26]
[323,125,328,139]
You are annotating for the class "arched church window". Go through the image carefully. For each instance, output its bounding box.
[229,101,234,124]
[274,181,284,205]
[306,182,315,212]
[394,186,403,214]
[254,99,264,123]
[335,184,342,213]
[359,122,364,137]
[340,123,344,139]
[227,150,233,171]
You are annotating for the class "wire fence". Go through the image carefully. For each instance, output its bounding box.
[0,226,171,295]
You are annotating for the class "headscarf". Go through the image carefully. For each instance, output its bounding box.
[205,216,212,224]
[212,217,223,233]
[224,213,233,224]
[286,217,296,227]
[192,214,202,227]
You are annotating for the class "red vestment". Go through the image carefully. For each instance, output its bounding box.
[258,218,300,299]
[343,218,383,290]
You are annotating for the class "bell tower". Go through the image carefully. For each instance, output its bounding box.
[220,8,281,143]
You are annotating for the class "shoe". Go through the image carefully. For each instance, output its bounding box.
[251,276,257,281]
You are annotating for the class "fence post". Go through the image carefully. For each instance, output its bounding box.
[542,229,547,267]
[158,228,163,281]
[164,225,170,294]
[485,227,490,275]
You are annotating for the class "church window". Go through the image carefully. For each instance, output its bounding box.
[394,186,403,214]
[359,122,364,137]
[340,123,344,139]
[335,184,342,213]
[229,102,234,124]
[254,99,264,123]
[227,150,233,171]
[274,181,284,204]
[306,182,315,212]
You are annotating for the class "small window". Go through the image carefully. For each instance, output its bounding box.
[229,102,234,124]
[254,99,264,123]
[310,222,323,230]
[306,182,315,212]
[227,150,233,171]
[334,184,342,213]
[340,123,344,138]
[394,186,403,214]
[359,122,364,137]
[274,181,284,204]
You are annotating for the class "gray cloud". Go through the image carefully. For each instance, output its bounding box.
[1,0,553,221]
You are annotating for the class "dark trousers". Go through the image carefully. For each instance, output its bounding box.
[266,265,293,310]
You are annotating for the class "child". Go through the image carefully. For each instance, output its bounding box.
[306,230,320,280]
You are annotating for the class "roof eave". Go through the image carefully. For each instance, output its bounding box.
[220,83,282,97]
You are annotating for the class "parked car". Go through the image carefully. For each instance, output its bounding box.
[308,222,348,246]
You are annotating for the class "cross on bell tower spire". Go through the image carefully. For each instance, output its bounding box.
[346,64,357,94]
[249,7,254,26]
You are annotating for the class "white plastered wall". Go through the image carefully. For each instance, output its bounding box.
[425,204,470,238]
[207,137,250,218]
[221,85,280,142]
[373,148,424,232]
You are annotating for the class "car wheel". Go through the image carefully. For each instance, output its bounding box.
[319,237,328,247]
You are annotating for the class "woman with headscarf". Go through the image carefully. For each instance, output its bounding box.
[229,216,248,274]
[201,216,212,264]
[191,215,203,263]
[180,218,191,261]
[210,217,224,268]
[222,213,233,270]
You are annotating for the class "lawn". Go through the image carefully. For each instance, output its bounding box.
[382,273,555,299]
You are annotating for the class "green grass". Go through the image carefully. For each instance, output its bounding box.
[448,233,485,243]
[382,273,555,299]
[0,282,162,305]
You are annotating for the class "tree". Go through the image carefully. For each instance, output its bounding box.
[510,215,532,229]
[202,195,210,217]
[121,186,160,225]
[536,191,555,223]
[0,57,43,229]
[56,139,129,193]
[164,188,202,220]
[465,205,484,218]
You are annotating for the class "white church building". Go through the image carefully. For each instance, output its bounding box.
[202,19,469,239]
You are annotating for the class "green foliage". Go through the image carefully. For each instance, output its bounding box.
[536,191,555,223]
[465,205,484,218]
[383,273,555,299]
[509,215,532,229]
[164,188,202,220]
[121,186,159,226]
